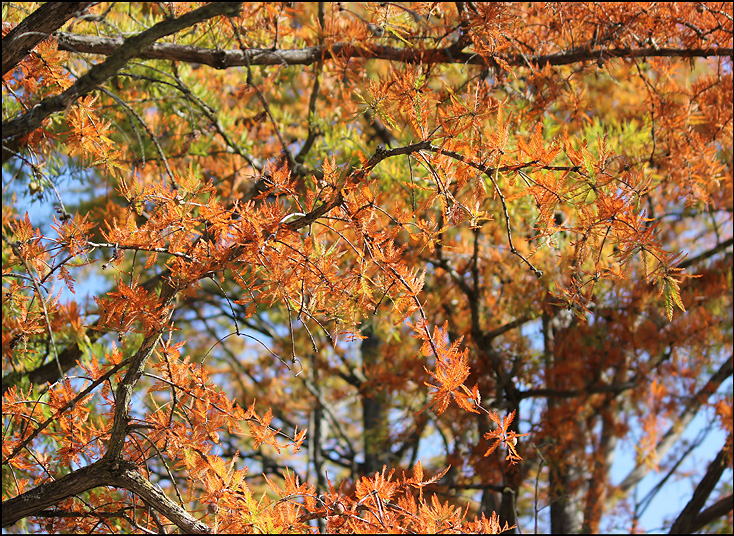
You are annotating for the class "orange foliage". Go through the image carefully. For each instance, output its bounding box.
[2,2,732,534]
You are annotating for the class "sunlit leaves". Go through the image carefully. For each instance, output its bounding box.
[483,410,529,465]
[4,36,72,103]
[660,271,687,322]
[94,276,169,336]
[2,2,731,534]
[66,95,129,178]
[420,323,474,414]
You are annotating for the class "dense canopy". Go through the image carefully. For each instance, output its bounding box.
[2,2,733,533]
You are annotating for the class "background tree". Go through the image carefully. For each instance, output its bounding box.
[2,2,732,533]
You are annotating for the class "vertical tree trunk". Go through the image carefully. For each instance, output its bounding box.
[544,295,583,534]
[361,323,388,475]
[581,408,617,533]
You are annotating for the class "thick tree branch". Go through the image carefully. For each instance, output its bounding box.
[1,2,96,77]
[54,32,734,69]
[1,325,103,395]
[1,459,210,533]
[485,315,534,342]
[618,356,733,494]
[113,463,210,533]
[678,236,734,270]
[669,444,731,534]
[2,2,243,151]
[688,493,734,534]
[2,459,114,528]
[519,381,637,400]
[104,282,179,460]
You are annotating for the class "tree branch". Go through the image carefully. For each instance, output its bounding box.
[2,2,243,150]
[282,141,432,232]
[688,493,734,534]
[669,444,731,533]
[104,282,179,460]
[618,356,733,494]
[1,459,210,533]
[2,459,113,528]
[1,2,96,76]
[519,381,636,400]
[678,236,733,270]
[113,463,210,533]
[2,355,133,465]
[54,32,734,69]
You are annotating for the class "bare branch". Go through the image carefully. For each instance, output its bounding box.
[688,493,734,534]
[669,445,731,534]
[618,357,734,494]
[54,32,734,69]
[1,459,210,533]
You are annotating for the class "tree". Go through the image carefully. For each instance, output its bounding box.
[2,2,732,533]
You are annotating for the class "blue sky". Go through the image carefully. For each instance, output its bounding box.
[4,163,731,533]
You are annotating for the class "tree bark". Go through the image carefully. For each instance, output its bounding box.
[2,2,96,76]
[1,459,210,533]
[53,31,734,69]
[2,2,244,163]
[669,444,731,534]
[688,493,734,534]
[361,323,389,475]
[543,295,583,534]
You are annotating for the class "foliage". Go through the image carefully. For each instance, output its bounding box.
[2,2,733,533]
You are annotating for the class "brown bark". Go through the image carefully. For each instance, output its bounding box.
[688,493,734,534]
[2,2,96,77]
[2,2,244,161]
[669,444,731,534]
[361,323,389,475]
[54,31,734,69]
[1,459,210,533]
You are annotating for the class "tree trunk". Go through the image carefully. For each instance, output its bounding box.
[544,295,583,534]
[361,323,389,475]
